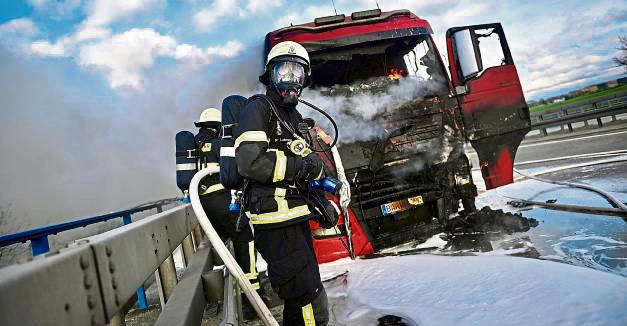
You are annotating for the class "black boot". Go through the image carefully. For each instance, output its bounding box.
[241,297,256,321]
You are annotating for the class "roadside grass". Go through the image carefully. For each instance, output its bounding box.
[529,84,627,114]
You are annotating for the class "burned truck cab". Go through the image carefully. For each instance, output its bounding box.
[264,9,530,260]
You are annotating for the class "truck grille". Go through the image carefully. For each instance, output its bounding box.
[349,168,435,209]
[348,165,442,250]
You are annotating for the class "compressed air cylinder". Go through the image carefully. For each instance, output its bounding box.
[220,95,248,189]
[176,130,197,192]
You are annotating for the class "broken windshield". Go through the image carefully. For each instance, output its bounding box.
[308,35,447,94]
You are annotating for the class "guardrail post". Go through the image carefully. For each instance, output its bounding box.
[540,128,547,136]
[181,235,194,267]
[156,256,178,307]
[154,203,178,308]
[193,225,204,246]
[121,213,148,310]
[566,123,573,132]
[222,242,242,325]
[596,117,603,128]
[30,236,50,256]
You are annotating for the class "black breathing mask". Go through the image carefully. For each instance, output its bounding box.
[271,61,307,106]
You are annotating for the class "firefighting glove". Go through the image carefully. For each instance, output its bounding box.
[295,154,323,184]
[309,191,339,229]
[318,198,340,229]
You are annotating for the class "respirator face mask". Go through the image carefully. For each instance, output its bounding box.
[271,61,306,105]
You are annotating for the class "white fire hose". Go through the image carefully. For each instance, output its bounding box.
[189,166,278,326]
[331,145,354,258]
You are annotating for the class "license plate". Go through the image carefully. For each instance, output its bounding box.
[381,195,424,216]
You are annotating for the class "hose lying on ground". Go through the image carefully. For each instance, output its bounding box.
[503,195,627,218]
[505,158,627,221]
[513,166,627,214]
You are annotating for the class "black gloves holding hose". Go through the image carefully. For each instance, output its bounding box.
[295,154,324,184]
[294,154,339,229]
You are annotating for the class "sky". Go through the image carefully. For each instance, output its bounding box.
[0,0,626,231]
[1,0,625,98]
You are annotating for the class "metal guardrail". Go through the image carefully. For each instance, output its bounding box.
[530,90,627,135]
[0,204,209,326]
[0,198,180,256]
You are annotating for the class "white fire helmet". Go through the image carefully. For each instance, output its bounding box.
[260,41,310,86]
[196,107,221,126]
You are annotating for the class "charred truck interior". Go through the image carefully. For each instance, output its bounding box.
[264,9,532,262]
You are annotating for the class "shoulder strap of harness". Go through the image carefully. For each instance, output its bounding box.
[247,94,297,141]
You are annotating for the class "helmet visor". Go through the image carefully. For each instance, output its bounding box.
[271,61,306,86]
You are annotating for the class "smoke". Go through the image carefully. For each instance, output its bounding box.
[300,76,446,144]
[0,43,264,264]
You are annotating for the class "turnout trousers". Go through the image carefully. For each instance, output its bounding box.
[255,222,329,326]
[199,190,259,287]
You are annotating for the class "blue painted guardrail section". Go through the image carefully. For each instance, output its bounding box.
[0,197,181,310]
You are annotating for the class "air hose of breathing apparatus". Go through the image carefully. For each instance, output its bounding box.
[243,95,352,254]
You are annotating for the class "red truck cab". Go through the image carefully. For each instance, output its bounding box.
[265,9,530,262]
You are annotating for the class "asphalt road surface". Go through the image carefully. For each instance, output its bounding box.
[466,125,627,168]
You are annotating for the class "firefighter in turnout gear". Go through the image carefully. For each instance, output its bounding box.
[194,107,260,319]
[236,41,330,325]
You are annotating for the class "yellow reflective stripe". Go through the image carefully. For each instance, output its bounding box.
[234,282,260,295]
[197,161,219,170]
[200,183,225,195]
[275,188,289,212]
[269,149,287,182]
[248,241,256,276]
[302,303,315,326]
[248,187,311,224]
[235,131,268,148]
[249,205,311,224]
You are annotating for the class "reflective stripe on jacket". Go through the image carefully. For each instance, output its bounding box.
[235,95,315,229]
[195,128,226,196]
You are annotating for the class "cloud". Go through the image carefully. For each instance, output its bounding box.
[192,0,286,32]
[78,28,244,89]
[74,25,112,42]
[83,0,158,28]
[0,18,40,53]
[78,28,175,89]
[27,0,81,19]
[247,0,283,13]
[206,40,245,57]
[275,5,336,28]
[511,4,627,97]
[27,0,156,59]
[23,0,246,90]
[193,0,244,31]
[0,18,39,36]
[30,39,69,56]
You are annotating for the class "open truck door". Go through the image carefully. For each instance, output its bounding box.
[446,23,531,189]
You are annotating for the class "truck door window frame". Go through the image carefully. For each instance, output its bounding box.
[448,23,515,86]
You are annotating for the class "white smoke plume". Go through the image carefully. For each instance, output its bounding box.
[300,76,446,144]
[0,43,264,265]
